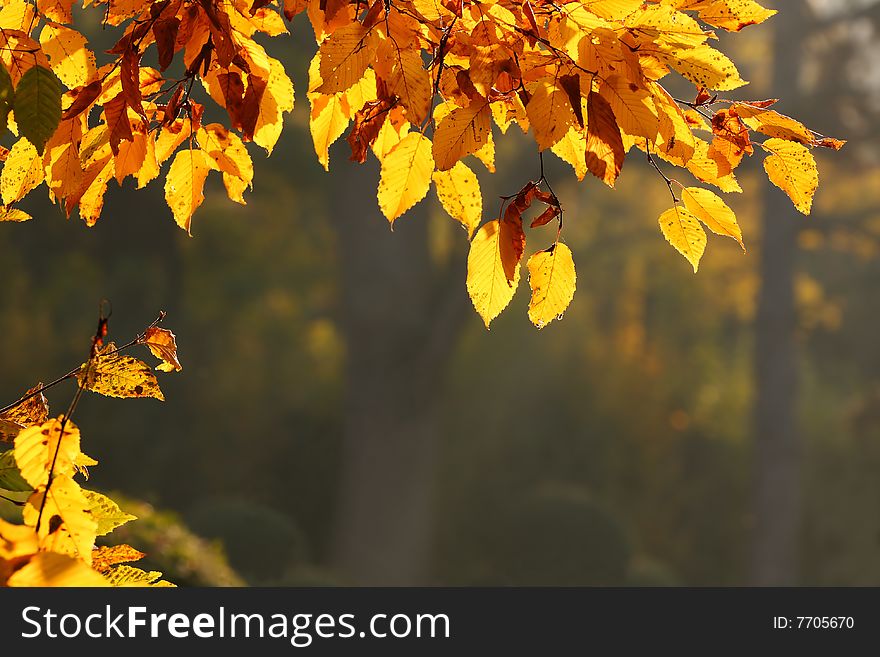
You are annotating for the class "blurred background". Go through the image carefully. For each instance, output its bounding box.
[2,0,880,586]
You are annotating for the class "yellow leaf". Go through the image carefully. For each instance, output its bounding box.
[550,126,587,180]
[681,186,745,249]
[141,326,183,372]
[83,489,137,536]
[113,130,147,184]
[696,0,776,31]
[377,132,434,224]
[467,219,523,328]
[91,544,145,573]
[105,564,174,587]
[317,22,374,94]
[599,75,659,140]
[1,138,44,205]
[7,552,110,587]
[0,517,39,562]
[385,48,432,125]
[39,24,95,89]
[432,161,482,238]
[0,385,49,441]
[527,243,577,329]
[659,205,707,272]
[309,93,348,171]
[526,78,577,150]
[78,345,165,401]
[164,148,219,234]
[734,104,814,144]
[432,102,491,171]
[656,43,747,91]
[14,418,81,488]
[253,56,295,154]
[0,207,32,222]
[198,124,254,205]
[685,137,742,193]
[136,133,160,189]
[23,474,97,560]
[762,137,818,215]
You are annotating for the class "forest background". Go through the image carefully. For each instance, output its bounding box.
[2,0,880,587]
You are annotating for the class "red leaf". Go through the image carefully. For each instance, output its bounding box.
[239,75,267,141]
[104,93,134,155]
[153,18,180,72]
[62,81,102,121]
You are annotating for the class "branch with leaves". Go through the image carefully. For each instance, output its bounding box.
[0,309,181,587]
[0,0,844,329]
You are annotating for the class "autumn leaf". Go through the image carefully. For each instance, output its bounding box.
[0,384,49,442]
[164,148,219,234]
[659,205,708,273]
[83,489,137,536]
[432,161,483,238]
[14,419,82,488]
[23,474,97,560]
[377,132,434,224]
[433,102,491,171]
[317,22,375,94]
[91,544,146,574]
[762,137,819,215]
[681,186,745,250]
[467,219,523,328]
[141,326,183,372]
[77,345,165,400]
[104,564,173,587]
[1,138,44,205]
[39,24,96,89]
[527,243,577,329]
[7,552,110,587]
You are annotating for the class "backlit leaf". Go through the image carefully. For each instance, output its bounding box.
[377,132,434,224]
[659,205,707,273]
[527,243,577,329]
[762,137,818,215]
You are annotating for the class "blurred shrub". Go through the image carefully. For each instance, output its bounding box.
[107,493,244,587]
[185,497,307,585]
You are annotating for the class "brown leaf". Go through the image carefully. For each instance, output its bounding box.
[62,81,102,121]
[0,385,49,442]
[153,18,180,72]
[141,327,182,372]
[104,93,134,155]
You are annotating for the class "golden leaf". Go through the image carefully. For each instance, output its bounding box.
[0,385,49,442]
[23,474,97,561]
[432,161,483,238]
[141,326,182,372]
[83,489,137,536]
[164,148,219,234]
[91,544,145,574]
[762,137,818,215]
[527,243,577,329]
[432,102,491,171]
[1,138,44,205]
[681,186,745,250]
[14,418,81,488]
[7,552,110,587]
[467,219,523,328]
[39,24,96,89]
[78,345,165,401]
[659,205,707,272]
[377,132,434,224]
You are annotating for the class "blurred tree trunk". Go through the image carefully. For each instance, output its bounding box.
[750,0,810,586]
[328,160,467,585]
